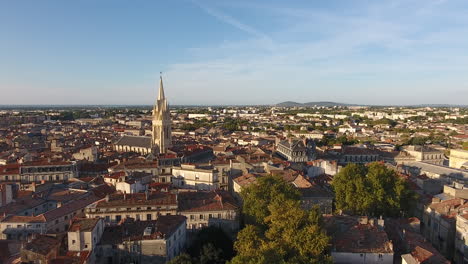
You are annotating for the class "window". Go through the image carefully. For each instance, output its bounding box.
[209,214,212,219]
[147,214,152,220]
[85,244,88,249]
[72,240,76,244]
[115,215,122,222]
[190,215,194,220]
[200,214,204,220]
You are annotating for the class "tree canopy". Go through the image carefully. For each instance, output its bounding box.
[332,162,416,217]
[168,226,234,264]
[241,174,301,226]
[230,175,331,264]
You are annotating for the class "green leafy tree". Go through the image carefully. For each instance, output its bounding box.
[168,253,194,264]
[188,226,234,263]
[230,175,331,264]
[241,175,300,226]
[332,162,416,217]
[199,243,224,264]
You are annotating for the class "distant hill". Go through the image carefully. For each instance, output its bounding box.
[276,101,304,107]
[276,101,358,107]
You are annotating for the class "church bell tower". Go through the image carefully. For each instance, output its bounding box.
[152,75,172,153]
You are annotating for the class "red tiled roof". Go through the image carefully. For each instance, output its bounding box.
[178,191,239,212]
[0,164,20,175]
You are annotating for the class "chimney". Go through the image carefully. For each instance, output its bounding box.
[377,216,385,229]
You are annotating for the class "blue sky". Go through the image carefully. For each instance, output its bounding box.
[1,0,467,105]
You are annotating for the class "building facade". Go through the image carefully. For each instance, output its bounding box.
[152,76,172,154]
[114,76,172,155]
[85,192,178,223]
[171,164,219,191]
[19,161,78,183]
[276,138,314,162]
[450,149,468,170]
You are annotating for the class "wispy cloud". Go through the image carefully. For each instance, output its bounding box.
[190,0,275,50]
[165,0,468,105]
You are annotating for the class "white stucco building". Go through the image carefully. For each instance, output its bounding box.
[171,164,219,191]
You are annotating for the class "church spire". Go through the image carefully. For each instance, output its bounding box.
[158,73,165,100]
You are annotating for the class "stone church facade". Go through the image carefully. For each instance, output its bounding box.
[114,76,172,155]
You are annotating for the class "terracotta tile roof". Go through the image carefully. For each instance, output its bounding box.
[89,184,116,198]
[178,191,239,212]
[428,198,468,219]
[233,173,261,187]
[69,218,100,232]
[104,171,125,179]
[325,215,393,254]
[23,234,61,255]
[0,164,19,175]
[95,192,177,208]
[100,215,186,244]
[1,214,46,223]
[22,160,73,166]
[43,195,99,221]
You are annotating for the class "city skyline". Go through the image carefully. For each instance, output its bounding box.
[1,0,468,105]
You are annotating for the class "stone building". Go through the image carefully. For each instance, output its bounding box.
[171,164,219,191]
[450,149,468,169]
[325,216,394,264]
[0,195,99,240]
[20,234,62,264]
[178,191,240,233]
[114,76,172,155]
[421,197,468,260]
[96,215,186,264]
[339,146,380,165]
[276,138,315,162]
[405,145,446,165]
[455,213,468,263]
[85,192,178,223]
[68,218,105,255]
[19,160,78,183]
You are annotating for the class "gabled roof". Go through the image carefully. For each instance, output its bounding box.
[114,135,152,148]
[178,191,239,212]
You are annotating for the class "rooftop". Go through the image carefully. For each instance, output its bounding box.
[100,215,186,245]
[95,192,177,208]
[69,218,100,232]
